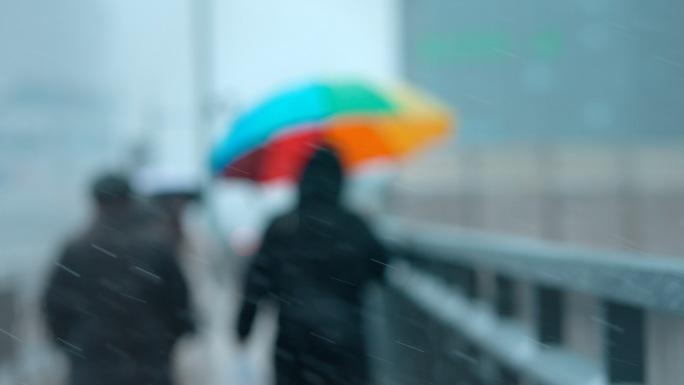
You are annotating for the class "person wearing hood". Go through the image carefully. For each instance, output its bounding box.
[236,147,388,385]
[43,173,194,385]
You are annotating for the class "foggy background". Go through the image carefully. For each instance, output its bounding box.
[1,0,683,384]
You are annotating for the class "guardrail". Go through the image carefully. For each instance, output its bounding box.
[371,217,684,385]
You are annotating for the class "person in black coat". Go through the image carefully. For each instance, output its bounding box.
[43,174,194,385]
[236,147,388,385]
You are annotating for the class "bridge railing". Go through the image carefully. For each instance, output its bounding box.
[371,217,684,385]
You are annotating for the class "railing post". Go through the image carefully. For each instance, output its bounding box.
[454,264,477,299]
[478,269,496,308]
[496,275,516,318]
[496,275,520,385]
[536,286,564,345]
[604,301,645,384]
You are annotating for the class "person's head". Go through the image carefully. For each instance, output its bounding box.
[298,146,344,208]
[131,164,201,218]
[91,173,133,219]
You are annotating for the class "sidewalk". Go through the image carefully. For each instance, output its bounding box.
[175,228,278,385]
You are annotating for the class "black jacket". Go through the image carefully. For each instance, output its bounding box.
[44,215,194,365]
[237,148,387,384]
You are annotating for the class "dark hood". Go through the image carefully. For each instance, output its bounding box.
[298,147,344,209]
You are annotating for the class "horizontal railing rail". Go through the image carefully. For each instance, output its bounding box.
[377,217,684,316]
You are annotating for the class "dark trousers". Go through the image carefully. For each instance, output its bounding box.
[274,346,369,385]
[70,359,172,385]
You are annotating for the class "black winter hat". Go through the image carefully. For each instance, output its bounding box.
[91,173,132,204]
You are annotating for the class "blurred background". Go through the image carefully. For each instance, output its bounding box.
[1,0,683,384]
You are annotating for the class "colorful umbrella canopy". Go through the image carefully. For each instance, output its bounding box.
[210,81,454,183]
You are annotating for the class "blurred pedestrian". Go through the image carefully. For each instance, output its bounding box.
[236,147,388,385]
[132,164,201,252]
[43,173,194,385]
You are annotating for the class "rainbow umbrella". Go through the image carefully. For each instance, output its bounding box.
[210,81,454,183]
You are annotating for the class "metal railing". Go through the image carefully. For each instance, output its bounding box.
[371,217,684,385]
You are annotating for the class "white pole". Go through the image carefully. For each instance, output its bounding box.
[191,0,214,172]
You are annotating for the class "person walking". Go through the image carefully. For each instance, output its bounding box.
[236,147,388,385]
[43,173,194,385]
